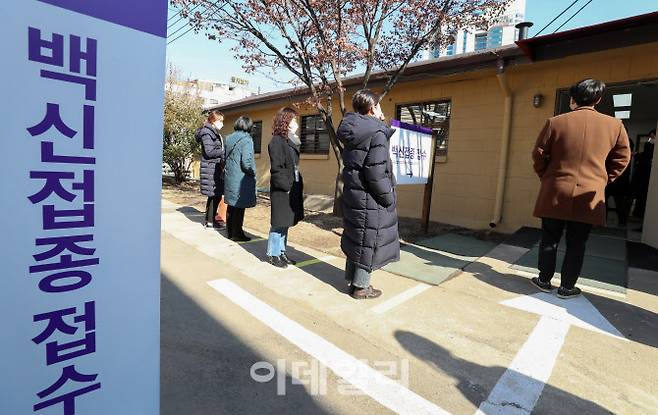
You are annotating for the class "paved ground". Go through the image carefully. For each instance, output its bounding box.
[160,199,658,415]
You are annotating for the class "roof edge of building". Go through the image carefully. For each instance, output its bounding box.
[209,46,523,114]
[211,10,658,114]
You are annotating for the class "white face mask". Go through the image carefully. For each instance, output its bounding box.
[288,120,299,136]
[214,121,223,131]
[371,104,385,121]
[288,121,301,145]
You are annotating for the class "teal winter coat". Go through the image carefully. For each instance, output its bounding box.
[223,131,257,208]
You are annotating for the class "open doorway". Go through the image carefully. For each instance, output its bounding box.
[556,78,658,242]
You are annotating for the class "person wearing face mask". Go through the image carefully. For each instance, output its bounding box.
[223,116,258,241]
[337,89,400,299]
[266,107,305,268]
[195,110,226,228]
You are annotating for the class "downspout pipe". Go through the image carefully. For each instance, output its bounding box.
[490,58,514,228]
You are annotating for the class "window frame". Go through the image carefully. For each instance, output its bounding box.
[474,32,488,51]
[299,114,330,155]
[487,27,504,49]
[395,99,452,163]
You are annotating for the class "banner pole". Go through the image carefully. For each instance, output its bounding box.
[421,137,438,234]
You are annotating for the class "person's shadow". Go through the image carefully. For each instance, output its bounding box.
[395,331,613,414]
[173,205,350,292]
[237,239,349,293]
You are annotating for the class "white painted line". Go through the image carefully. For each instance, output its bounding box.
[501,292,626,340]
[208,279,450,415]
[371,284,432,315]
[477,292,628,414]
[475,316,569,415]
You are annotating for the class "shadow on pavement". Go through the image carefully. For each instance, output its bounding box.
[161,273,332,415]
[237,240,349,293]
[172,205,348,293]
[395,330,613,414]
[467,261,658,350]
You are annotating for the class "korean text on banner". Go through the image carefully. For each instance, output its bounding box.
[0,1,167,414]
[389,120,434,185]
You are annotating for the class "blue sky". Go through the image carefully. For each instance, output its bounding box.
[165,0,658,93]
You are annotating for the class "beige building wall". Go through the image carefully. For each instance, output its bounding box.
[211,41,658,233]
[501,42,658,232]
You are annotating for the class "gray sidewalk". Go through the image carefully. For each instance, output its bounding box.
[161,198,658,415]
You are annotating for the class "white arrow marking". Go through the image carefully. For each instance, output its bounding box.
[475,293,626,415]
[501,292,626,340]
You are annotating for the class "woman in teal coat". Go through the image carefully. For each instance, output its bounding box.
[223,116,257,241]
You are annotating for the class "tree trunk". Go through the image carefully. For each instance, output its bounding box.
[332,160,345,217]
[318,109,345,217]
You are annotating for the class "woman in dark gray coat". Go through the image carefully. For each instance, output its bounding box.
[337,90,400,299]
[266,107,305,268]
[195,110,225,228]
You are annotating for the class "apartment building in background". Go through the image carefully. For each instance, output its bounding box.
[422,0,526,60]
[168,77,256,109]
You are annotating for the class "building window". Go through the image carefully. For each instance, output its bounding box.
[474,32,488,51]
[300,115,330,155]
[462,31,469,53]
[487,27,503,48]
[445,44,455,56]
[396,100,452,161]
[250,121,262,154]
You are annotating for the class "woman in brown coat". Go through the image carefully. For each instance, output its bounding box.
[531,79,630,299]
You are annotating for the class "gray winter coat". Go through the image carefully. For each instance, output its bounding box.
[337,112,400,272]
[195,123,225,197]
[223,131,257,208]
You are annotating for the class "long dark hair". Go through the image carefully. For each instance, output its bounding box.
[272,107,298,137]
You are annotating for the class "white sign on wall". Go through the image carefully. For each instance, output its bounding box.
[0,1,166,414]
[390,120,435,185]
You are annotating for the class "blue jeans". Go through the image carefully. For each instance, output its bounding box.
[345,259,371,289]
[267,227,289,256]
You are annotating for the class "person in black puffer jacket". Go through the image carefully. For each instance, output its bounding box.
[195,110,226,228]
[337,89,400,300]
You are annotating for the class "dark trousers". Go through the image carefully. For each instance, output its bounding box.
[606,189,629,225]
[538,218,592,289]
[227,205,246,239]
[633,192,647,218]
[205,196,221,224]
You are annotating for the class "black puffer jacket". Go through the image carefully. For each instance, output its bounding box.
[195,123,225,197]
[337,112,400,272]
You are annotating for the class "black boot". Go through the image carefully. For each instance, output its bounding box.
[280,252,296,265]
[268,256,288,268]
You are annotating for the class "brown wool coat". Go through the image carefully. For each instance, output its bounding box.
[532,107,631,226]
